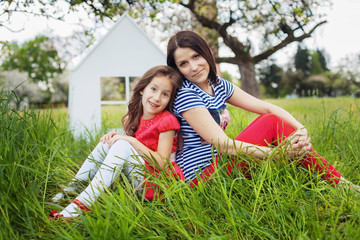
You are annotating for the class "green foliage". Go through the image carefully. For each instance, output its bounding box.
[1,90,360,239]
[1,36,64,85]
[260,46,359,97]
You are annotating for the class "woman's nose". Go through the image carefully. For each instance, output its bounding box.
[189,61,198,71]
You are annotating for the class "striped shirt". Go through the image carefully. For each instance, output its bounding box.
[173,77,234,181]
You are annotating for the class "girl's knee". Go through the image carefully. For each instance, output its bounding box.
[109,140,134,154]
[112,139,132,148]
[94,141,110,153]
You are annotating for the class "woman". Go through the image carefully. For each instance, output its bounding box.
[166,30,357,189]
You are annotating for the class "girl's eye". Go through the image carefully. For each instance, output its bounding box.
[151,87,156,91]
[163,92,169,97]
[194,54,200,59]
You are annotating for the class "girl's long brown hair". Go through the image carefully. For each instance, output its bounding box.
[121,65,183,136]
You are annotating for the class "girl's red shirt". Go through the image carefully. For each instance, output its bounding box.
[134,110,184,201]
[135,110,179,153]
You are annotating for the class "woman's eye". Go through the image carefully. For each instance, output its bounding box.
[194,54,200,59]
[151,87,156,91]
[179,62,186,67]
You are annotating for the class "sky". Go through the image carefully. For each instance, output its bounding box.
[275,0,360,67]
[1,0,360,77]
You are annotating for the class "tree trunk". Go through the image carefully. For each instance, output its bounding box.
[237,60,259,98]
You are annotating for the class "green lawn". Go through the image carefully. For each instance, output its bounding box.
[1,91,360,239]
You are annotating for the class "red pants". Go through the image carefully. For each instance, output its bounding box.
[191,114,341,186]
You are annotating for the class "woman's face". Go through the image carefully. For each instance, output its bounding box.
[173,47,210,88]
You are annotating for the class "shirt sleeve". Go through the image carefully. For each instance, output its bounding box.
[174,87,205,115]
[221,78,235,100]
[158,112,180,133]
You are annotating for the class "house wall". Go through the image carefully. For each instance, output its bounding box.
[69,14,166,138]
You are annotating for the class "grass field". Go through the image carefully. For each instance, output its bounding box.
[1,89,360,239]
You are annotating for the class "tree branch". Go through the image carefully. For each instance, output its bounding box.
[253,20,327,63]
[215,57,237,64]
[180,0,247,56]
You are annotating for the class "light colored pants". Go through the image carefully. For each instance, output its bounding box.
[71,140,145,206]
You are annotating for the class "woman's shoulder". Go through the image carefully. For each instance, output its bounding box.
[216,76,233,87]
[176,80,199,98]
[214,76,235,96]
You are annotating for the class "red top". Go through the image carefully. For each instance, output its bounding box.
[133,110,184,201]
[134,110,179,153]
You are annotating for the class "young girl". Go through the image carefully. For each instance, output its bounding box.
[49,65,184,220]
[166,30,359,190]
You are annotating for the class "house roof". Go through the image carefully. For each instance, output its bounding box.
[72,13,166,72]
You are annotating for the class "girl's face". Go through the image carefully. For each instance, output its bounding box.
[173,47,210,89]
[140,75,173,119]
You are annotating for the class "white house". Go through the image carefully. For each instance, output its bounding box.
[68,13,166,137]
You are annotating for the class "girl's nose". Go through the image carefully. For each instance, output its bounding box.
[153,92,161,101]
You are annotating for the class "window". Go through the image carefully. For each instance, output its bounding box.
[101,77,125,101]
[100,76,139,105]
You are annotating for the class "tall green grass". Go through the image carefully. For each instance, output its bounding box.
[1,90,360,239]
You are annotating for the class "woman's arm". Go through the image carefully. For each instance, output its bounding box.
[182,107,271,158]
[227,86,311,150]
[107,130,176,170]
[182,106,311,159]
[228,86,304,130]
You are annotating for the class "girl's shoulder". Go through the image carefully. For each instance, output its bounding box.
[157,111,180,131]
[159,110,178,122]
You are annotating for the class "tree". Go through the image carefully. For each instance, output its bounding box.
[294,45,311,77]
[259,62,284,98]
[1,36,65,103]
[173,0,329,97]
[1,36,64,84]
[316,49,329,72]
[1,0,330,97]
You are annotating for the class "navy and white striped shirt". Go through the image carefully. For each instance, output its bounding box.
[174,77,234,181]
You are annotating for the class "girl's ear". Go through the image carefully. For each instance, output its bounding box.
[140,91,143,96]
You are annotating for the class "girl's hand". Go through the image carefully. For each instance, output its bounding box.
[107,135,133,148]
[100,132,120,144]
[287,128,312,158]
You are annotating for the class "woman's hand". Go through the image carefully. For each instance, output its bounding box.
[287,128,312,158]
[100,132,120,144]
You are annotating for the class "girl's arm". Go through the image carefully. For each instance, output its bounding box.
[107,130,176,170]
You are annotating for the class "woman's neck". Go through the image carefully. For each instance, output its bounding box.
[197,81,213,96]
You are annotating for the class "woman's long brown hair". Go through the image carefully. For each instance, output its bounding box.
[121,65,183,136]
[167,30,219,86]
